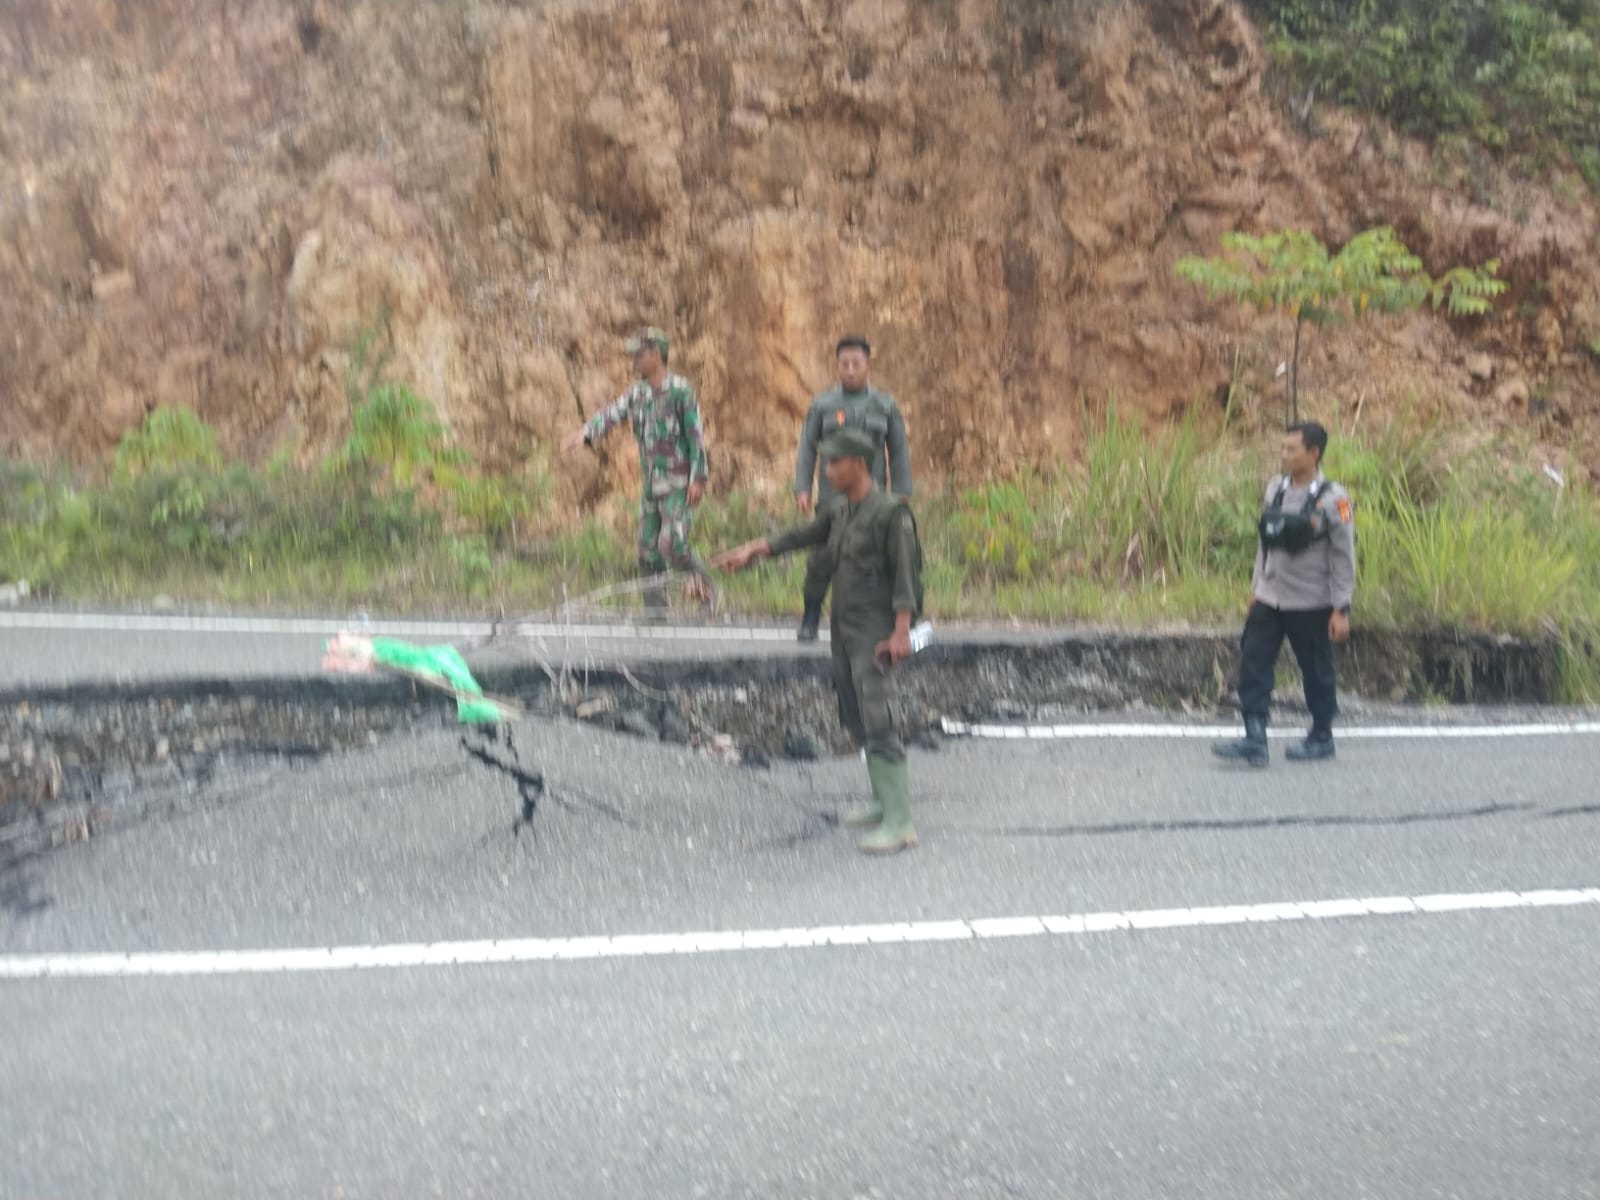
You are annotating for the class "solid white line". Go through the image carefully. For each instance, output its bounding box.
[940,718,1600,741]
[0,612,827,643]
[0,612,493,638]
[2,887,1594,982]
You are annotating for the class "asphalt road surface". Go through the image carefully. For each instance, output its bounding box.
[3,618,1599,1199]
[0,610,838,688]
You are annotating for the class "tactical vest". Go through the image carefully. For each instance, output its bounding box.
[1258,478,1335,556]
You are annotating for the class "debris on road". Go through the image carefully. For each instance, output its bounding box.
[323,633,517,724]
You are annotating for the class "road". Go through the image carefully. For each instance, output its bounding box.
[0,610,840,688]
[2,616,1599,1199]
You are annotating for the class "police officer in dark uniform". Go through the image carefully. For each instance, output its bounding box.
[1214,422,1356,768]
[792,336,912,641]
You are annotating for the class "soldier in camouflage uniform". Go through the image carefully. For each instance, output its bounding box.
[792,336,912,641]
[715,427,923,856]
[562,327,711,616]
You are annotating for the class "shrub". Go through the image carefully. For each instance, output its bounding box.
[1248,0,1600,188]
[114,407,223,477]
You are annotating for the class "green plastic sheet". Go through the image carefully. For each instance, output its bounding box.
[369,638,503,724]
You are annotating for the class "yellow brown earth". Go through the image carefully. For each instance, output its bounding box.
[3,0,1598,504]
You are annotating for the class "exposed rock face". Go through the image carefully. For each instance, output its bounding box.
[2,0,1597,499]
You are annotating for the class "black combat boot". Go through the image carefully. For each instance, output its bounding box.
[1285,724,1336,762]
[796,599,822,642]
[1212,715,1269,768]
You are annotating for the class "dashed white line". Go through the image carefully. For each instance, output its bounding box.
[3,887,1595,981]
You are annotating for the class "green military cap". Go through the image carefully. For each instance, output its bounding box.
[820,427,876,461]
[623,326,670,355]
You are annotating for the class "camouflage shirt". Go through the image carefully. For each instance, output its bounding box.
[585,373,710,498]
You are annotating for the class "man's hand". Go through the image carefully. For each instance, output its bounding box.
[876,613,914,670]
[1246,594,1257,616]
[688,480,706,506]
[560,430,588,455]
[711,539,770,573]
[1329,610,1351,643]
[874,626,913,670]
[796,492,813,515]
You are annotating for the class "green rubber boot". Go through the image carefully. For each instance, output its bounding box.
[842,767,884,830]
[859,756,917,855]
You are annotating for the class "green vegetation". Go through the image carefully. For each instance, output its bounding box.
[1176,227,1505,422]
[3,397,1597,699]
[1248,0,1600,188]
[1,377,548,610]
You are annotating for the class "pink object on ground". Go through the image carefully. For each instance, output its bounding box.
[321,632,377,674]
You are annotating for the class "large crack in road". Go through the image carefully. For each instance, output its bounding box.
[0,629,1575,865]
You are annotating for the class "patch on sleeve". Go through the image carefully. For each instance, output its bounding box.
[1336,497,1353,524]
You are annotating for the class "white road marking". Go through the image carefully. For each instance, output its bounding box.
[0,611,823,642]
[941,718,1600,740]
[3,887,1595,981]
[0,611,494,638]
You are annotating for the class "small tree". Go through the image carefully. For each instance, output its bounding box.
[1176,227,1506,423]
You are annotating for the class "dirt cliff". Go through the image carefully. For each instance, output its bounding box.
[3,0,1597,501]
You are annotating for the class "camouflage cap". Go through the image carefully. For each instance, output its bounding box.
[819,427,876,462]
[623,326,670,355]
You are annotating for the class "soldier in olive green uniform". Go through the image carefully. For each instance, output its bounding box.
[563,327,711,617]
[792,336,912,641]
[716,428,922,855]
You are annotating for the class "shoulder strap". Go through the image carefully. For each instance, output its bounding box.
[868,495,902,550]
[875,497,924,616]
[1303,479,1339,515]
[883,494,916,534]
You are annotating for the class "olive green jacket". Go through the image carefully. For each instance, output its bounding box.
[769,486,920,649]
[795,386,912,504]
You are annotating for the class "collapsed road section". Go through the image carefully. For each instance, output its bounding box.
[0,626,1570,859]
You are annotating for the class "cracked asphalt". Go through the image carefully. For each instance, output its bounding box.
[3,621,1600,1199]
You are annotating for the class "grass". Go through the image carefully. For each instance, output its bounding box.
[4,398,1599,700]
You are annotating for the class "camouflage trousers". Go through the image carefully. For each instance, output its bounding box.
[831,631,905,764]
[638,489,707,579]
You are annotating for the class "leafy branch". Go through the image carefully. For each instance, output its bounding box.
[1176,227,1506,422]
